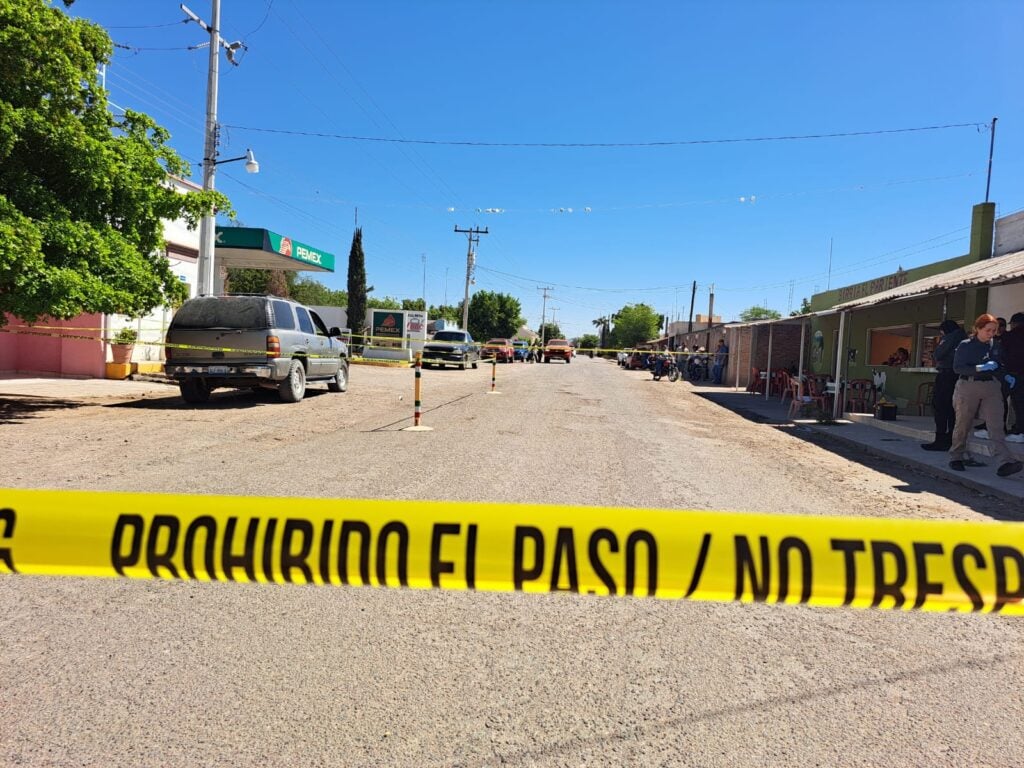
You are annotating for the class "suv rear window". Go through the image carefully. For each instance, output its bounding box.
[271,300,296,330]
[295,307,315,335]
[171,297,269,330]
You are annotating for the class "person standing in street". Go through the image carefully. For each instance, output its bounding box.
[948,314,1022,477]
[712,339,729,385]
[922,319,966,451]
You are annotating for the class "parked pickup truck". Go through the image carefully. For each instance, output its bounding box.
[543,338,573,364]
[422,330,480,370]
[165,294,349,404]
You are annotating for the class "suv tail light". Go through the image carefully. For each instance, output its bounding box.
[266,335,281,357]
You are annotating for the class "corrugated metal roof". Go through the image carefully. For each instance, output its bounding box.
[833,249,1024,310]
[725,309,834,329]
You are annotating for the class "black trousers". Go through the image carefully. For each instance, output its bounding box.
[932,369,957,439]
[1011,380,1024,433]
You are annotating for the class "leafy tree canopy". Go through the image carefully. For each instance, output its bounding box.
[224,269,349,308]
[790,297,812,317]
[575,333,600,351]
[609,303,660,347]
[537,322,562,342]
[367,296,401,310]
[429,304,462,324]
[739,306,782,322]
[468,290,524,340]
[0,0,228,323]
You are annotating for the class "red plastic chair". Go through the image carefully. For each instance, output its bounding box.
[748,367,764,394]
[845,379,876,413]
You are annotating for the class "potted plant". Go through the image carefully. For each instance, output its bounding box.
[110,327,137,365]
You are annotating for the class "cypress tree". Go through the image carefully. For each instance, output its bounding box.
[346,228,367,346]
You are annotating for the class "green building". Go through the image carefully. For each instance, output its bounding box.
[807,202,1024,410]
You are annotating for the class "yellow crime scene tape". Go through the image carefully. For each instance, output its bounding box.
[1,489,1022,614]
[0,327,431,361]
[1,325,649,356]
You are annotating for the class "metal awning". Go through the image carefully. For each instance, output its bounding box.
[214,227,335,273]
[832,249,1024,310]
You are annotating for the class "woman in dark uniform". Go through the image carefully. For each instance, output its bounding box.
[948,314,1022,477]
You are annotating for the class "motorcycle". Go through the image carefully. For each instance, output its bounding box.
[651,355,677,381]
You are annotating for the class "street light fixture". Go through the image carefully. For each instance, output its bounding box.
[212,148,260,174]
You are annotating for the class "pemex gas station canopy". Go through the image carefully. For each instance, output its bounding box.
[214,226,335,273]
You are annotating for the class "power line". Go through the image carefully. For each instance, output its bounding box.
[107,19,189,29]
[240,0,274,38]
[113,41,204,53]
[219,121,987,149]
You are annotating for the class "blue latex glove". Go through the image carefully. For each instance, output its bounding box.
[1006,374,1017,389]
[976,360,999,372]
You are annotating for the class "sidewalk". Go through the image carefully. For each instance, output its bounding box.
[691,384,1024,504]
[0,374,175,399]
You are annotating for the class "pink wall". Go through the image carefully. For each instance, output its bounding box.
[0,313,105,378]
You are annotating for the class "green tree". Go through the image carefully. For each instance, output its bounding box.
[467,290,523,340]
[289,276,347,307]
[609,303,660,347]
[367,295,402,310]
[0,0,228,324]
[346,227,367,341]
[537,322,562,342]
[739,306,782,322]
[576,333,600,351]
[401,298,425,311]
[592,315,610,350]
[429,304,461,325]
[790,297,812,317]
[225,267,273,295]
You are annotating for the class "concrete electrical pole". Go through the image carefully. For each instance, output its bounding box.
[454,226,488,331]
[182,1,250,296]
[538,286,553,346]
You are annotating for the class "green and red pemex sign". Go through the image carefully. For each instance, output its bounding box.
[215,227,335,271]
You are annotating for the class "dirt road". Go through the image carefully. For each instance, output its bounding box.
[1,359,1021,766]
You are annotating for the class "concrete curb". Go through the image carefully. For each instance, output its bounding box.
[802,423,1024,506]
[704,395,1023,506]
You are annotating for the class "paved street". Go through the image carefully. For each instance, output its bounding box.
[2,359,1023,766]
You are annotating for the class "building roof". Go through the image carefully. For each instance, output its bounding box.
[832,249,1024,310]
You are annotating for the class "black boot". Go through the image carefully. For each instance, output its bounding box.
[922,434,951,451]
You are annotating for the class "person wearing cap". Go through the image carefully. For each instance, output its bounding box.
[1002,312,1024,441]
[922,319,966,451]
[948,313,1022,476]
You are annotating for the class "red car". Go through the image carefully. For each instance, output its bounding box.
[481,338,515,363]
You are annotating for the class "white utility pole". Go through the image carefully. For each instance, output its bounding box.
[182,1,248,296]
[538,286,552,346]
[454,226,487,330]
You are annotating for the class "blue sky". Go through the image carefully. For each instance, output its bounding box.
[71,0,1024,340]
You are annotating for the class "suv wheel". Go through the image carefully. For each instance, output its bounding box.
[460,355,468,371]
[279,360,307,402]
[180,379,211,404]
[328,359,349,392]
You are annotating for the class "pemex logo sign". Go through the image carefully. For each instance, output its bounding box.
[372,312,402,340]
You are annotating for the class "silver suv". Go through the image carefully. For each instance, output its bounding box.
[165,295,349,404]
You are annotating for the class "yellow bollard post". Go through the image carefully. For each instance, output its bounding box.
[487,356,501,395]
